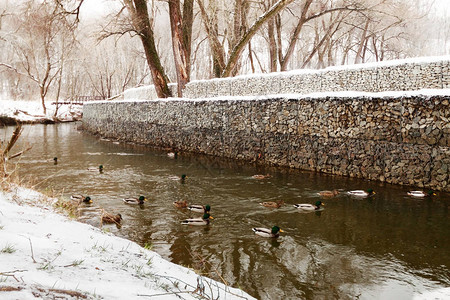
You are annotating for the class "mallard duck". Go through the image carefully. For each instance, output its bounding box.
[181,213,213,226]
[123,196,146,205]
[294,201,324,211]
[167,151,178,159]
[188,204,211,213]
[70,195,92,204]
[102,212,122,225]
[252,226,283,238]
[259,200,284,208]
[88,165,103,172]
[318,190,339,197]
[173,200,188,208]
[252,174,271,179]
[407,190,436,197]
[169,174,187,182]
[347,189,375,197]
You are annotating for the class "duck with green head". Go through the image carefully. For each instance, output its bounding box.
[252,226,284,238]
[88,165,103,173]
[347,189,375,197]
[188,204,211,213]
[70,195,92,204]
[181,213,214,225]
[169,174,187,182]
[123,196,147,205]
[407,190,436,198]
[294,201,324,211]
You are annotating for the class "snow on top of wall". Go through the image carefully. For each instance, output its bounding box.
[188,55,450,84]
[87,88,450,105]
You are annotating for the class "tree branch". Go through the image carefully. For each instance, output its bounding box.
[222,0,294,77]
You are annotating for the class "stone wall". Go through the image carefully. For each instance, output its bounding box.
[83,92,450,191]
[123,57,450,101]
[182,56,450,99]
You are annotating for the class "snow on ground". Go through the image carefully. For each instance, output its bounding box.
[0,186,255,299]
[0,100,82,123]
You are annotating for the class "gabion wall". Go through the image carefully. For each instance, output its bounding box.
[83,93,450,191]
[123,57,449,101]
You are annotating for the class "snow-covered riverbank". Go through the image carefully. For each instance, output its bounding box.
[0,186,255,299]
[0,100,82,124]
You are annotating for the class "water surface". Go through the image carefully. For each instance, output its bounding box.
[2,123,449,299]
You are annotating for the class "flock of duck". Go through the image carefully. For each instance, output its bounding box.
[65,154,437,239]
[251,187,436,238]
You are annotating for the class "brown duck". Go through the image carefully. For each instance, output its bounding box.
[259,200,284,208]
[102,212,122,225]
[173,200,188,208]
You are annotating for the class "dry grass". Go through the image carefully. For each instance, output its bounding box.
[1,124,28,189]
[53,198,80,219]
[0,286,23,292]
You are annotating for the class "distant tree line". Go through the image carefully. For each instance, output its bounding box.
[0,0,448,103]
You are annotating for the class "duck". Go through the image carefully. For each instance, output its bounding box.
[169,174,187,182]
[294,200,324,211]
[101,212,122,225]
[180,174,187,183]
[167,151,178,159]
[259,200,284,208]
[123,196,147,205]
[173,200,188,208]
[188,204,211,213]
[407,190,436,198]
[252,226,283,238]
[70,195,92,204]
[318,190,339,197]
[181,213,213,226]
[347,189,375,197]
[252,174,271,179]
[88,165,103,172]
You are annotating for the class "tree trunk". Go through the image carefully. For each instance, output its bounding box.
[280,0,313,71]
[40,86,47,115]
[268,15,277,72]
[125,0,171,98]
[197,0,226,78]
[354,18,370,64]
[168,0,193,97]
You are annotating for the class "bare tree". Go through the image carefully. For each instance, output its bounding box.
[0,0,79,114]
[198,0,294,78]
[122,0,172,98]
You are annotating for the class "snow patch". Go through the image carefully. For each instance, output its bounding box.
[0,186,255,299]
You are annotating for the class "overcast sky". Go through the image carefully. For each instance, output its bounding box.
[80,0,450,19]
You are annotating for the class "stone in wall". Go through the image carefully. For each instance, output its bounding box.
[217,79,232,97]
[443,61,450,89]
[230,77,250,97]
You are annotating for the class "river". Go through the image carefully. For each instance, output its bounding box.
[2,123,449,299]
